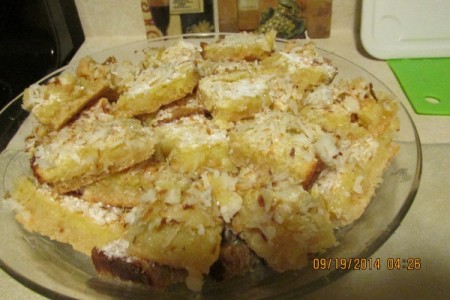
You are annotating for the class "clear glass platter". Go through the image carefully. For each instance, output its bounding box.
[0,34,422,299]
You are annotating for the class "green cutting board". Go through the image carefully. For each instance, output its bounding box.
[387,58,450,115]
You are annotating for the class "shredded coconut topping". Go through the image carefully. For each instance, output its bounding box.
[11,32,400,293]
[102,239,130,258]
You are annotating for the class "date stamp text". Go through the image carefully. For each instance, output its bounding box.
[312,257,422,271]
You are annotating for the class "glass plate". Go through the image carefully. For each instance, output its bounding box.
[0,34,422,299]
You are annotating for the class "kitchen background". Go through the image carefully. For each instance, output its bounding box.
[140,0,332,39]
[0,0,449,299]
[0,0,334,111]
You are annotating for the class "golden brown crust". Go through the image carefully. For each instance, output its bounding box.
[209,229,261,281]
[24,79,113,131]
[142,95,209,127]
[200,31,276,62]
[113,61,200,118]
[29,99,156,193]
[12,178,127,255]
[92,248,187,290]
[81,161,155,208]
[92,229,260,287]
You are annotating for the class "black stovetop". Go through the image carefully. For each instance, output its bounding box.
[0,0,84,111]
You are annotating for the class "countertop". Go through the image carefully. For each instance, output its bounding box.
[1,0,449,298]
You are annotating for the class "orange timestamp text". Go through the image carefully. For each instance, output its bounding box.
[312,257,422,271]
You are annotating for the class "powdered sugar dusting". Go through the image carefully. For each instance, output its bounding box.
[60,195,123,226]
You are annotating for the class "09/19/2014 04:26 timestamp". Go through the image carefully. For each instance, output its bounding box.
[312,258,422,271]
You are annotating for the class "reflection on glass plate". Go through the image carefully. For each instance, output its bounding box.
[0,34,421,299]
